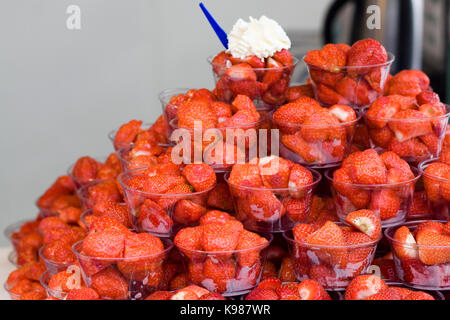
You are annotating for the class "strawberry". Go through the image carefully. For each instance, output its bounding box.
[171,285,210,300]
[400,258,431,284]
[369,190,401,221]
[235,230,268,267]
[308,264,336,288]
[203,257,235,292]
[92,202,130,228]
[90,267,129,300]
[272,97,322,127]
[364,288,402,300]
[240,191,285,222]
[227,163,263,195]
[199,210,232,225]
[335,76,377,106]
[304,44,347,72]
[416,91,441,106]
[82,229,125,259]
[177,100,217,129]
[229,79,267,101]
[225,63,257,81]
[403,291,435,300]
[293,224,317,242]
[245,288,279,300]
[259,156,293,189]
[306,221,347,268]
[276,283,301,300]
[206,183,234,212]
[257,277,282,291]
[288,164,314,198]
[211,51,231,75]
[343,230,374,268]
[380,151,414,180]
[66,288,99,300]
[141,175,186,194]
[71,156,101,185]
[416,231,450,265]
[344,274,388,300]
[297,279,331,300]
[348,149,387,185]
[273,49,294,66]
[117,232,164,281]
[174,227,202,259]
[347,39,388,73]
[42,241,76,264]
[388,109,433,142]
[113,120,143,150]
[173,200,206,225]
[345,210,381,240]
[366,96,401,129]
[279,257,296,283]
[388,70,430,97]
[300,110,344,143]
[329,104,357,123]
[388,138,429,159]
[38,216,68,233]
[201,220,242,253]
[287,84,314,102]
[414,221,444,238]
[89,216,129,235]
[392,226,418,260]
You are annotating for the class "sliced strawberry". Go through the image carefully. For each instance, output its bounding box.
[392,226,418,260]
[297,279,331,300]
[344,274,388,300]
[388,109,433,142]
[366,96,401,129]
[345,209,381,240]
[293,224,317,242]
[388,138,429,159]
[416,231,450,265]
[369,190,401,221]
[182,163,216,192]
[259,156,293,189]
[288,164,314,198]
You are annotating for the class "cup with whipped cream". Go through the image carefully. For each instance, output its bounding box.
[208,16,298,110]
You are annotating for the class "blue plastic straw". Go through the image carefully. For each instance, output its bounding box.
[199,2,228,49]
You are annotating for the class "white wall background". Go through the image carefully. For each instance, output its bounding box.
[0,0,331,245]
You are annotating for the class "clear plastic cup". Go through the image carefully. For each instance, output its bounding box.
[208,56,299,110]
[72,238,173,300]
[326,167,421,227]
[8,251,18,267]
[365,105,450,162]
[76,179,123,210]
[4,282,21,300]
[305,53,395,109]
[283,230,380,290]
[175,234,272,296]
[419,159,450,220]
[384,221,450,291]
[116,143,160,172]
[39,246,76,275]
[225,169,322,233]
[119,168,215,237]
[271,111,362,168]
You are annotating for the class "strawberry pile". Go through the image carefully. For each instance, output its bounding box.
[287,210,381,289]
[226,156,318,232]
[365,93,448,161]
[345,274,436,300]
[210,49,296,108]
[120,163,217,236]
[422,151,450,220]
[331,149,417,224]
[245,277,331,300]
[272,97,358,166]
[387,220,450,289]
[304,39,391,108]
[174,210,269,294]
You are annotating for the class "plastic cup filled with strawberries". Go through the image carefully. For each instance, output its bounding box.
[271,97,361,168]
[225,156,321,233]
[384,220,450,290]
[72,216,173,300]
[365,92,450,162]
[326,149,421,227]
[283,210,381,290]
[420,151,450,220]
[119,163,217,237]
[304,39,394,109]
[174,210,272,296]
